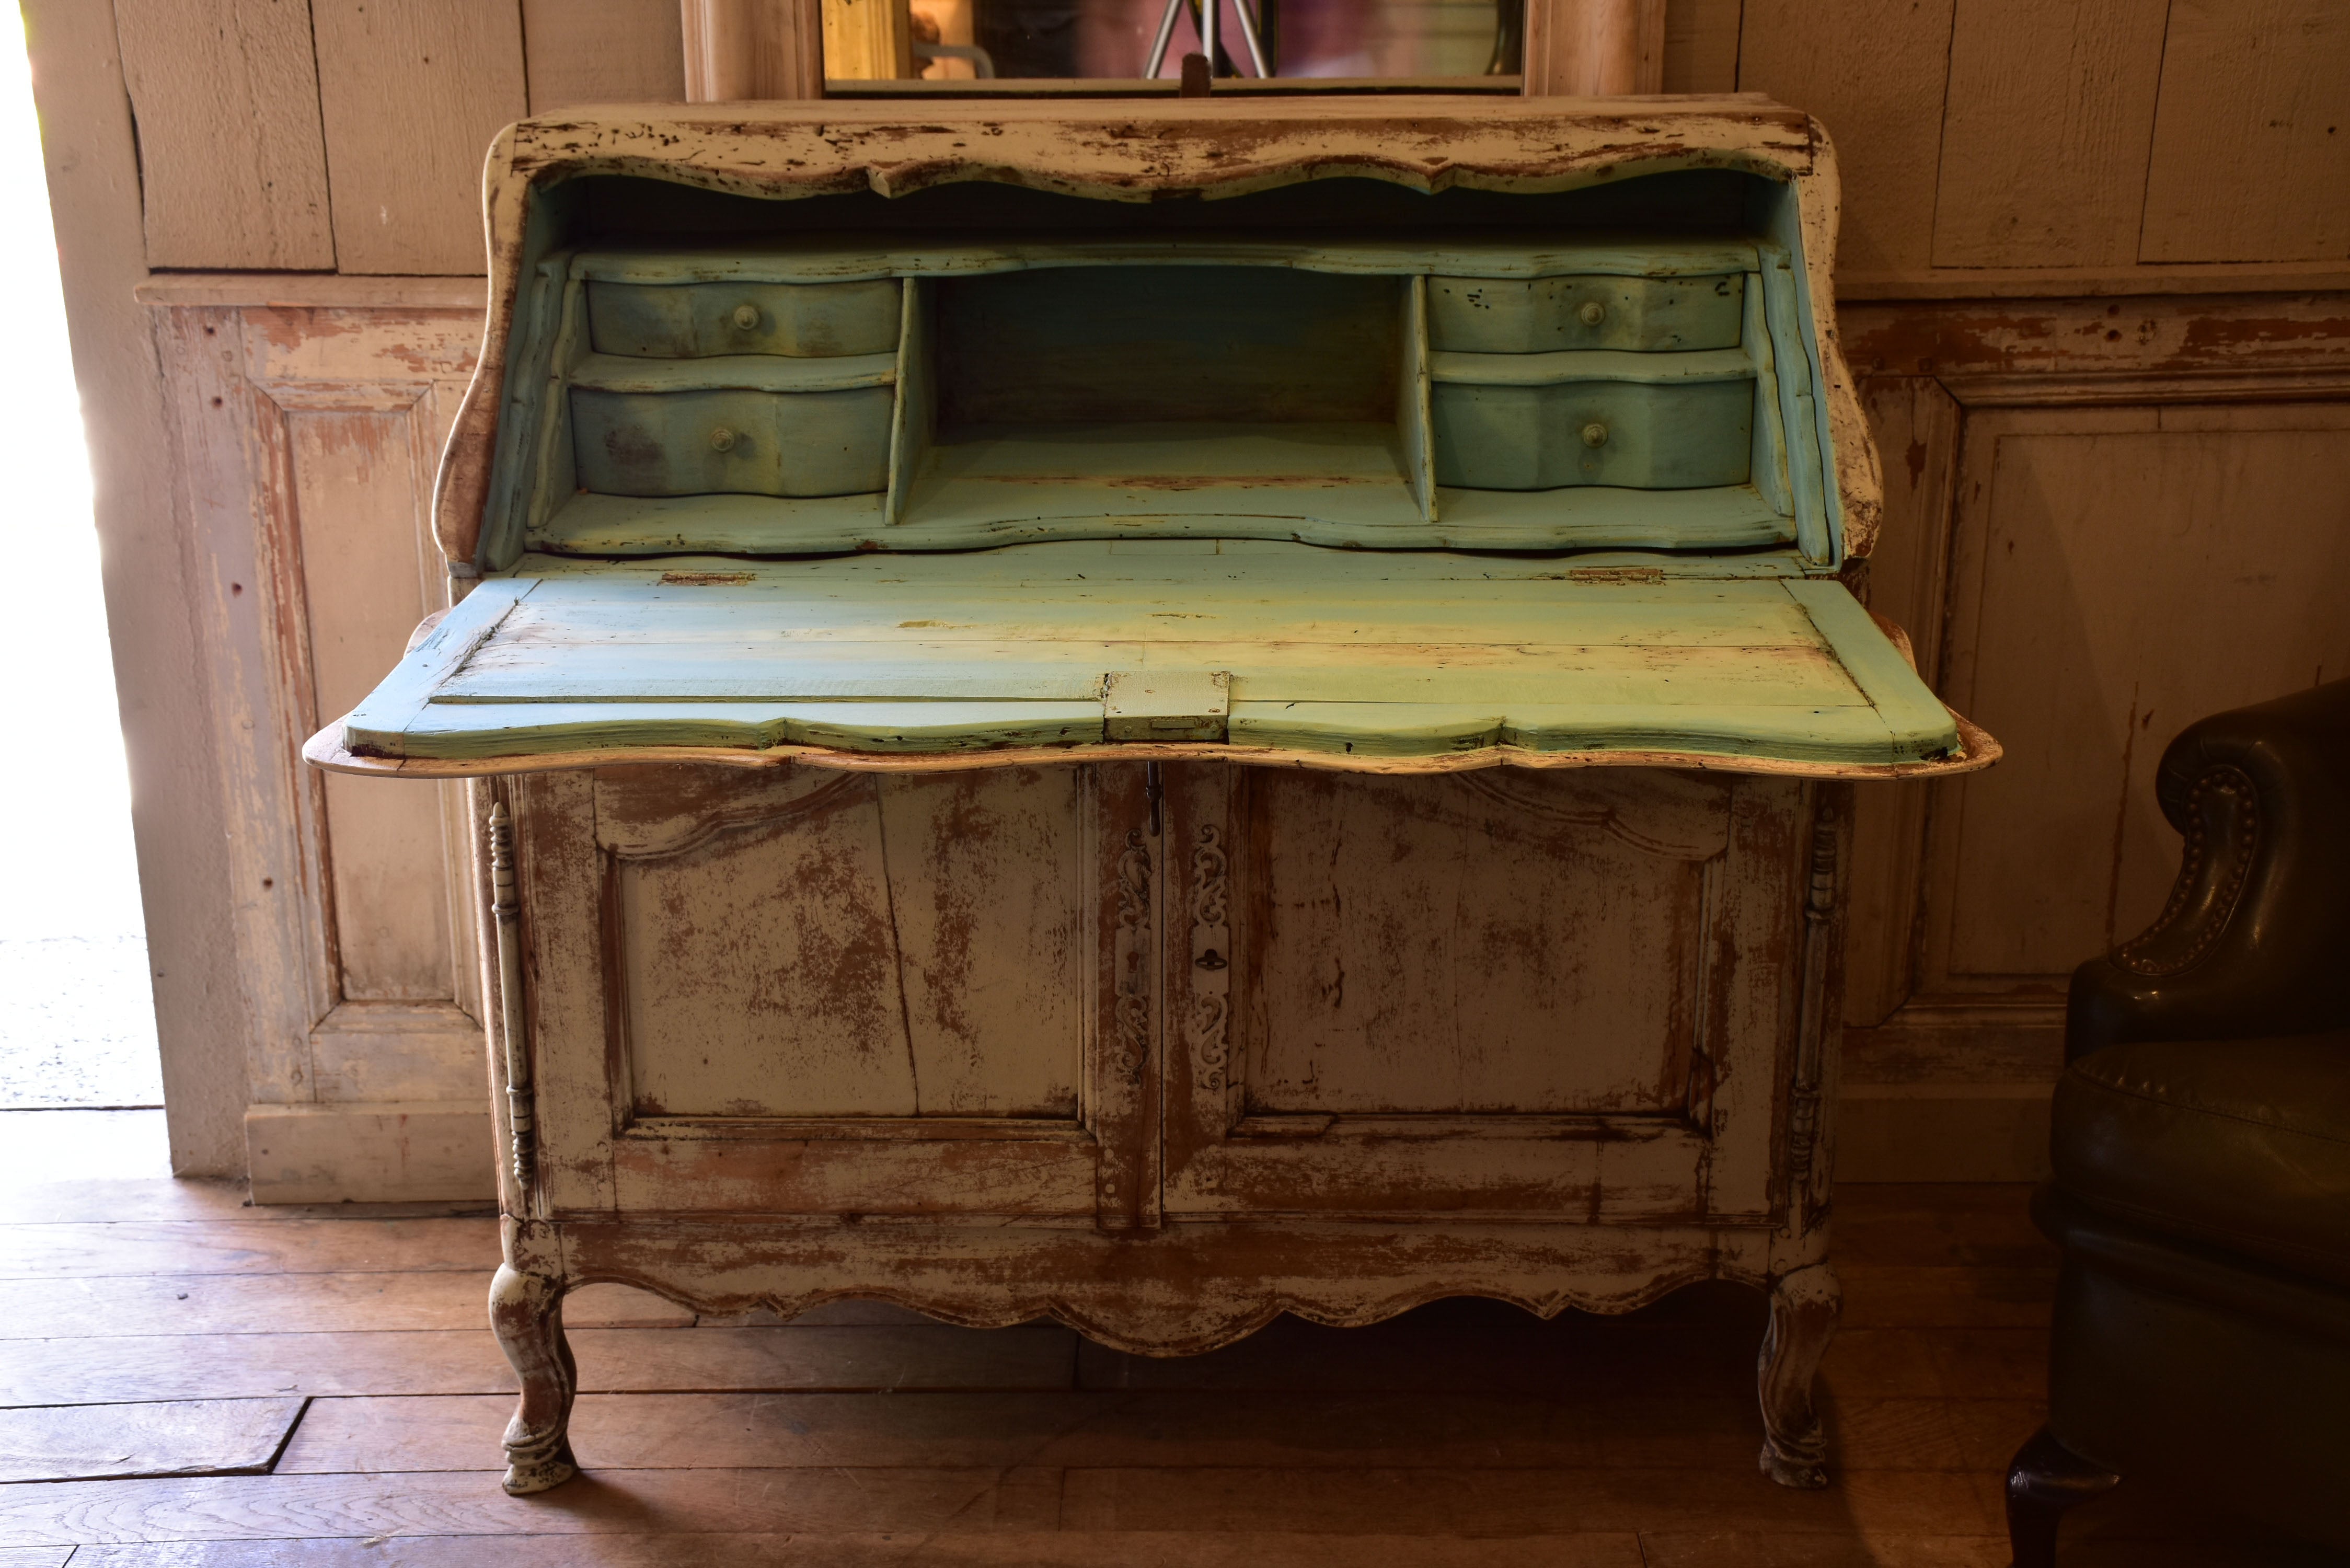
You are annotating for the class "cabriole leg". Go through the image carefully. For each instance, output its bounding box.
[1757,1261,1840,1489]
[489,1262,577,1495]
[2006,1425,2120,1568]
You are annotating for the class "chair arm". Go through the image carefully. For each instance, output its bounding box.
[2067,679,2350,1060]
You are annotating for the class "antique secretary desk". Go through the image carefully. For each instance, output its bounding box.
[307,97,1996,1496]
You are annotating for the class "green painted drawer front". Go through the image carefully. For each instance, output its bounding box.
[1432,377,1753,490]
[588,279,903,358]
[571,386,894,498]
[1427,274,1743,353]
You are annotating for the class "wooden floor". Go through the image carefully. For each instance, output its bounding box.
[0,1110,2332,1566]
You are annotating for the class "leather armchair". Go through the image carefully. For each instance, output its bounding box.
[2007,678,2350,1564]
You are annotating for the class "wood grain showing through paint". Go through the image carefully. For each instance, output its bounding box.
[329,554,1967,769]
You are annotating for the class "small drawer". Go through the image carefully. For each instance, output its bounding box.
[1428,274,1743,354]
[1432,377,1753,490]
[572,386,894,498]
[588,279,903,359]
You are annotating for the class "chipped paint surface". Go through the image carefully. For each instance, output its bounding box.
[1841,290,2350,379]
[478,753,1854,1485]
[304,711,2002,782]
[431,97,1879,565]
[420,101,1883,1493]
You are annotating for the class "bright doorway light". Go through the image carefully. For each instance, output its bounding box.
[0,8,162,1110]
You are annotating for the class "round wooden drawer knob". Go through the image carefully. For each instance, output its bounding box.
[1577,300,1607,327]
[731,303,761,330]
[709,426,739,452]
[1581,422,1609,448]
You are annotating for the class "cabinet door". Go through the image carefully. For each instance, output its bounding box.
[516,763,1156,1219]
[1159,764,1804,1224]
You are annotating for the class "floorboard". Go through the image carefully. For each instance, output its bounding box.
[5,1323,1081,1406]
[0,1113,2332,1563]
[0,1400,306,1484]
[0,1218,499,1281]
[274,1388,2003,1475]
[0,1274,694,1339]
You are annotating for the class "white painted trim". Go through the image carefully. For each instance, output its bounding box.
[245,1102,496,1203]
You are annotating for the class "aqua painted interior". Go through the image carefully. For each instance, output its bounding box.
[508,243,1799,556]
[353,169,1973,770]
[471,169,1840,566]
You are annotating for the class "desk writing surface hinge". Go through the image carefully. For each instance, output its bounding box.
[1104,670,1231,743]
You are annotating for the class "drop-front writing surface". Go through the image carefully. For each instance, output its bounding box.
[295,99,2005,1500]
[331,546,1975,769]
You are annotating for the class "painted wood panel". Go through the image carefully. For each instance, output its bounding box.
[242,309,480,1034]
[522,0,686,111]
[1737,0,1956,277]
[496,750,1829,1241]
[1839,292,2350,383]
[1834,294,2350,1180]
[510,770,618,1214]
[1923,403,2350,988]
[615,783,919,1116]
[517,765,1128,1220]
[155,299,492,1197]
[311,0,528,275]
[877,770,1087,1115]
[1930,0,2168,269]
[93,0,2350,309]
[112,0,334,270]
[1246,769,1718,1116]
[153,305,324,1116]
[2138,0,2350,266]
[1158,763,1816,1223]
[606,769,1083,1118]
[286,404,454,1003]
[1842,376,1960,1028]
[307,1004,486,1104]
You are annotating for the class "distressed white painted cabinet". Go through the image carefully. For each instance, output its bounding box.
[307,99,1994,1496]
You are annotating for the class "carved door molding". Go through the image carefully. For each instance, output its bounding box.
[1836,291,2350,1177]
[514,762,1159,1223]
[503,758,1822,1230]
[155,299,490,1200]
[1158,763,1810,1225]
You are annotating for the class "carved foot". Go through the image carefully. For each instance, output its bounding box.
[490,1262,577,1495]
[1757,1262,1841,1489]
[2006,1425,2119,1568]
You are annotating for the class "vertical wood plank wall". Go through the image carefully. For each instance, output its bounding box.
[39,0,2350,1194]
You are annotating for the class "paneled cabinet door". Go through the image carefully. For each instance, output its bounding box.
[516,763,1157,1220]
[1158,764,1804,1224]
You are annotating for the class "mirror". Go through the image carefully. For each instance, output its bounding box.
[822,0,1525,86]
